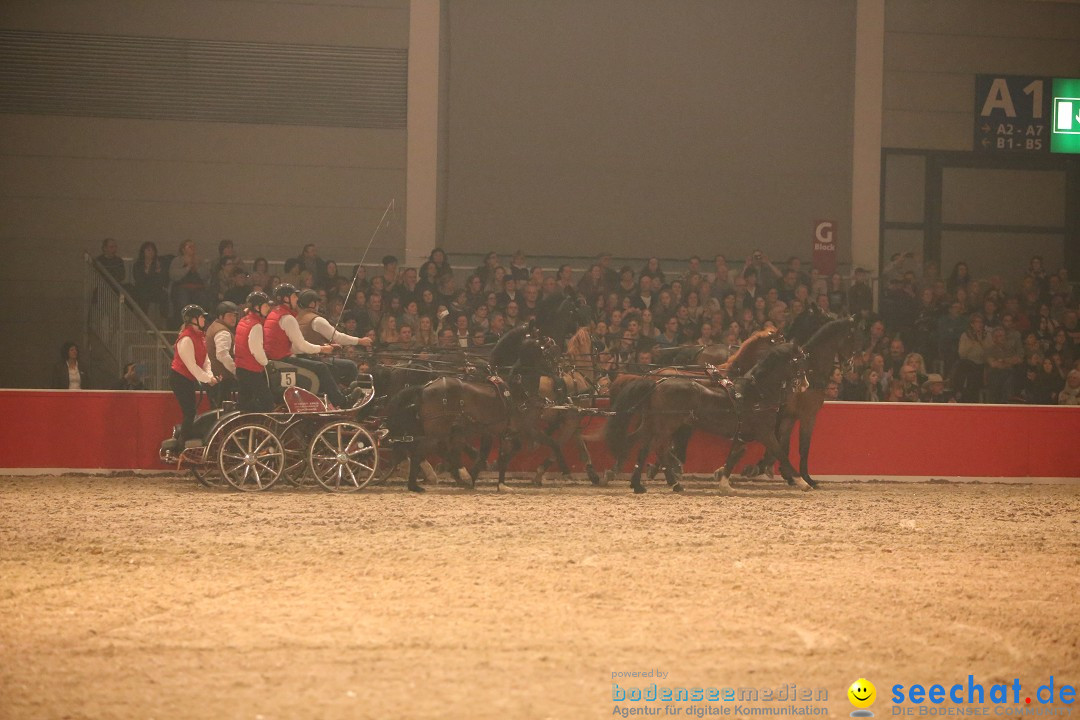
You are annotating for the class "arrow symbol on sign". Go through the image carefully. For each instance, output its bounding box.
[982,124,990,132]
[1076,110,1080,124]
[982,138,990,147]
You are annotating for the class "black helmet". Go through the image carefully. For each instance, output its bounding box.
[245,291,271,315]
[181,304,208,324]
[273,283,298,304]
[216,301,239,318]
[297,289,320,310]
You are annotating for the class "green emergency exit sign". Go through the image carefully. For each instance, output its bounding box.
[1051,77,1080,154]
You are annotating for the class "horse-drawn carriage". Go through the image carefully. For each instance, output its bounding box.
[159,376,384,493]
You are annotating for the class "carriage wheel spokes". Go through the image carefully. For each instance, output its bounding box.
[219,424,284,492]
[280,422,317,488]
[307,422,379,493]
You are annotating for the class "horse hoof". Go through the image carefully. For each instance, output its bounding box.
[672,482,684,493]
[793,476,812,491]
[740,464,758,478]
[407,483,426,493]
[632,484,647,495]
[497,482,513,493]
[603,469,616,484]
[531,476,543,487]
[804,476,819,489]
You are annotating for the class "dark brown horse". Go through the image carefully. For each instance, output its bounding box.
[604,342,809,493]
[743,317,860,488]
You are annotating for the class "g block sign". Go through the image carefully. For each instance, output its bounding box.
[1051,77,1080,154]
[974,75,1050,154]
[812,220,837,275]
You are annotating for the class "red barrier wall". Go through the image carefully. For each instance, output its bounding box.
[1,390,1078,477]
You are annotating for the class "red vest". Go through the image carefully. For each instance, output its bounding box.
[235,311,266,372]
[263,305,295,361]
[171,325,207,381]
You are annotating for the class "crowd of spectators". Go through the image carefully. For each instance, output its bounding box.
[93,237,1080,405]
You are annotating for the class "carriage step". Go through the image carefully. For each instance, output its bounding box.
[184,439,205,449]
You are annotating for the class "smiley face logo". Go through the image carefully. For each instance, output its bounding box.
[848,678,876,716]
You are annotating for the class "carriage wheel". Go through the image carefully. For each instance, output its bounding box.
[191,465,228,489]
[307,422,379,493]
[218,424,285,492]
[280,422,318,488]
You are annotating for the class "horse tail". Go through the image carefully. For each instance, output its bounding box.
[385,384,424,439]
[602,377,655,463]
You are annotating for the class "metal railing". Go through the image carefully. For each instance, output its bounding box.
[83,253,175,390]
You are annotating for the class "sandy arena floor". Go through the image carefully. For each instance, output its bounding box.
[1,474,1079,720]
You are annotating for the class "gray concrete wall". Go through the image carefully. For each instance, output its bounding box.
[442,0,857,264]
[0,0,409,388]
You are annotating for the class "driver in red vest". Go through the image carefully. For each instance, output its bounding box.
[263,283,355,408]
[170,304,219,443]
[234,291,275,412]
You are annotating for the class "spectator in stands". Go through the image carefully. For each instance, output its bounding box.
[937,301,968,374]
[710,254,734,295]
[112,362,145,391]
[848,268,874,317]
[249,257,270,291]
[827,273,848,314]
[415,315,436,348]
[921,373,955,403]
[654,316,681,348]
[984,326,1023,403]
[954,313,991,402]
[854,368,881,402]
[946,261,971,296]
[168,240,210,324]
[743,250,781,292]
[296,243,326,286]
[1049,328,1074,368]
[52,342,90,390]
[132,241,169,319]
[1059,369,1080,405]
[897,365,921,402]
[96,237,126,284]
[429,247,452,278]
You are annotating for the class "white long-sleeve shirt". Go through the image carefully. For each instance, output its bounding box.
[310,316,362,346]
[176,336,215,383]
[213,330,236,375]
[279,314,325,355]
[247,325,270,367]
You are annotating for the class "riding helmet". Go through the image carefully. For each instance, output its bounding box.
[245,291,271,315]
[273,283,298,304]
[215,301,239,318]
[297,289,320,310]
[181,304,208,324]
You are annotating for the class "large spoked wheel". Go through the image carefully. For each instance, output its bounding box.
[280,422,318,488]
[192,464,228,489]
[218,424,285,492]
[308,422,379,493]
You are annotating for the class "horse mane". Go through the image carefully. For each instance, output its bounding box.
[719,329,777,373]
[788,302,828,345]
[805,317,856,353]
[746,341,798,382]
[802,317,857,386]
[490,325,528,372]
[566,326,592,358]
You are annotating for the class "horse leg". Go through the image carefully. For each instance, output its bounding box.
[757,423,809,491]
[629,439,651,494]
[406,443,425,493]
[574,424,602,485]
[467,436,490,489]
[420,459,438,483]
[662,446,684,493]
[798,415,819,489]
[714,439,746,494]
[496,433,512,493]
